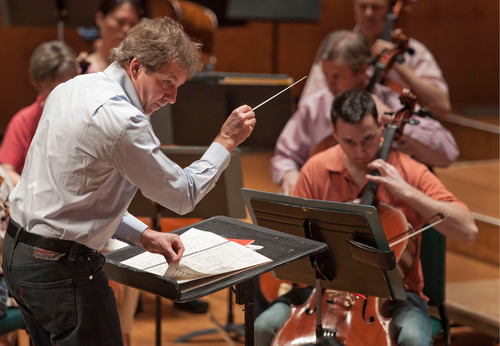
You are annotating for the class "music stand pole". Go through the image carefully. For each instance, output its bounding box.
[174,288,245,343]
[55,0,67,41]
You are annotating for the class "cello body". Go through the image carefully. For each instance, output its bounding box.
[272,288,393,346]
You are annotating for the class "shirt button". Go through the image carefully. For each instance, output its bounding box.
[89,275,93,280]
[87,257,91,261]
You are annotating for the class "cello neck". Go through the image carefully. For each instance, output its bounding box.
[359,124,398,206]
[360,90,417,206]
[381,8,396,42]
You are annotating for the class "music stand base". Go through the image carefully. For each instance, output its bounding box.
[174,289,245,344]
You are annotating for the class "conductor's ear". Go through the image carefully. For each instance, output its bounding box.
[129,58,142,79]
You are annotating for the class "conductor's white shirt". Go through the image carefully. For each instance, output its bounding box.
[9,63,230,251]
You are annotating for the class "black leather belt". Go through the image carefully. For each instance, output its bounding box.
[7,219,95,255]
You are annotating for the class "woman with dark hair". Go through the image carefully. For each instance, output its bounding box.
[80,0,145,73]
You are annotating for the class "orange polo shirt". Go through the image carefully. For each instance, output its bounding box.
[292,145,468,299]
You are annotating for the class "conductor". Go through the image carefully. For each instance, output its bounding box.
[2,17,256,345]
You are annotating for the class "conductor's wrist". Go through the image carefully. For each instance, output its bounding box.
[214,133,237,152]
[139,228,154,246]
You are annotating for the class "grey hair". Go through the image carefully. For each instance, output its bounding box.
[315,30,371,73]
[110,17,202,78]
[28,40,78,85]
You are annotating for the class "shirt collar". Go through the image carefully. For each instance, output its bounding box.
[324,146,364,189]
[324,146,347,174]
[103,62,144,113]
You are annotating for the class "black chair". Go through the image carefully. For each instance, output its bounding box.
[420,227,451,345]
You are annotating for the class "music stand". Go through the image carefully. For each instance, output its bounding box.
[242,188,406,343]
[104,215,327,346]
[242,187,406,293]
[0,0,100,40]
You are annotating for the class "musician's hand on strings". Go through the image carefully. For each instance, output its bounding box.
[372,38,395,57]
[366,159,413,200]
[215,105,256,152]
[139,228,185,264]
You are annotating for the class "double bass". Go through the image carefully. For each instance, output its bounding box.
[272,91,418,346]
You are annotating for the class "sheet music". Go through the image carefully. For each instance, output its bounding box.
[121,228,271,283]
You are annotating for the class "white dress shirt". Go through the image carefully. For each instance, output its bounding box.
[9,63,230,251]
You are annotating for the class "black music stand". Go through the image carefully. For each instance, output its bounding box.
[104,216,327,346]
[0,0,100,40]
[242,188,406,343]
[242,188,406,298]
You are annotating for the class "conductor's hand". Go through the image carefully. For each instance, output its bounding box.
[215,105,256,152]
[139,228,185,264]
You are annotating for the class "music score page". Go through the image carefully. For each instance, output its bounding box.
[121,228,271,284]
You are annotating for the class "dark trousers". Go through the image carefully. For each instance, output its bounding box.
[2,222,123,346]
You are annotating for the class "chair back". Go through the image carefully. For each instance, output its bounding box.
[420,227,446,306]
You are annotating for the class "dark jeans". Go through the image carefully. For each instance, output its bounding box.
[0,275,8,318]
[2,227,123,345]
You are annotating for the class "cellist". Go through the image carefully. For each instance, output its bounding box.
[255,89,478,345]
[300,0,451,122]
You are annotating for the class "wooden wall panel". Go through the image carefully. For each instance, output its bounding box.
[0,0,498,135]
[0,18,87,134]
[401,1,500,111]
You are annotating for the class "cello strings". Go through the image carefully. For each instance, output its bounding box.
[252,76,307,111]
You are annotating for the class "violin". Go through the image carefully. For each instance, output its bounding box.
[271,90,418,346]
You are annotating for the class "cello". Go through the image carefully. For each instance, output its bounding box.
[271,90,418,346]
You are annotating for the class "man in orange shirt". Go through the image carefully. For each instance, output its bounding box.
[255,89,477,345]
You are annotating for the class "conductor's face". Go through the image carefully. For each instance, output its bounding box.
[128,58,187,115]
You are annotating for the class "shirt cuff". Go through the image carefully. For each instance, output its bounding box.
[203,142,231,170]
[113,213,149,246]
